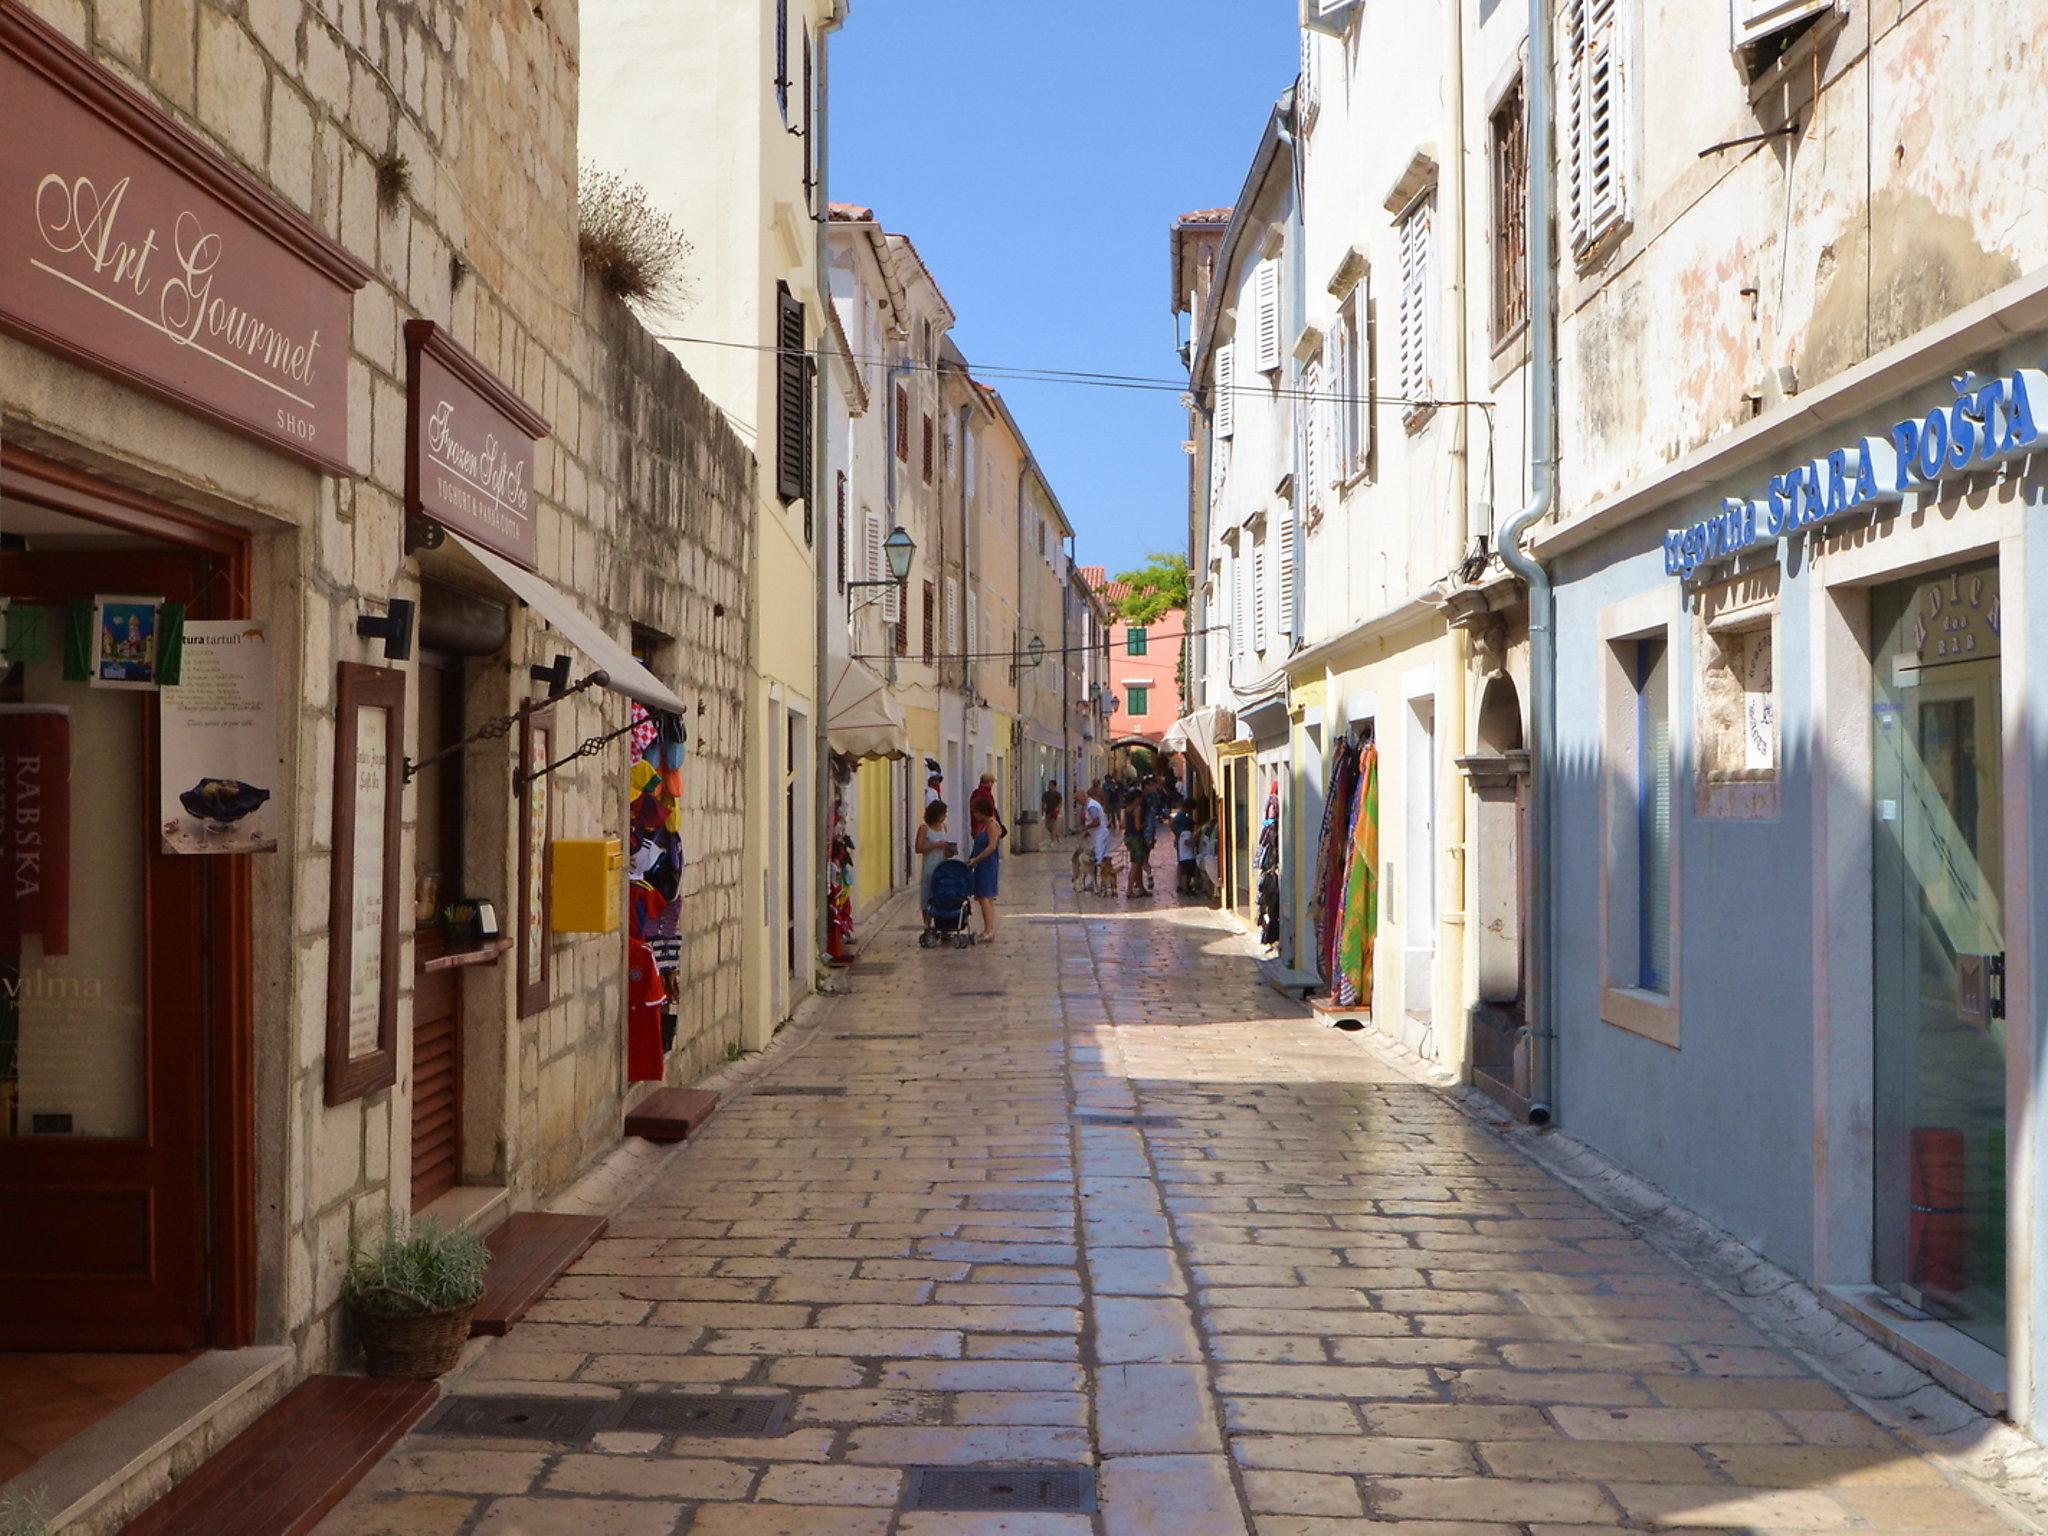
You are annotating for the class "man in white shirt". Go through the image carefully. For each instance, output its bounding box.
[1080,781,1114,892]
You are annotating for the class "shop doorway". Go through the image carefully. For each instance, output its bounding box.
[0,489,244,1352]
[1403,696,1438,1025]
[1870,559,2006,1356]
[410,648,466,1211]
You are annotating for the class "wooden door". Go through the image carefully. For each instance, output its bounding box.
[0,551,210,1348]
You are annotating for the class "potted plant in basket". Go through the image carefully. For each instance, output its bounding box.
[344,1218,489,1379]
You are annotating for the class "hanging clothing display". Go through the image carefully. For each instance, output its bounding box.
[1310,739,1359,986]
[1256,776,1282,946]
[625,936,667,1082]
[627,704,687,1058]
[1333,743,1380,1009]
[826,757,855,962]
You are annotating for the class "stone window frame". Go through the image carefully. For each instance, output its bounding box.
[1693,562,1781,821]
[1597,586,1681,1049]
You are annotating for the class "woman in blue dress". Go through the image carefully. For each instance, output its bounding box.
[965,793,1006,941]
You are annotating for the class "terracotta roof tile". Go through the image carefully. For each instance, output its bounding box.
[1177,206,1233,225]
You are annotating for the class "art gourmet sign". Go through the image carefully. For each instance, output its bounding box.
[0,3,370,475]
[405,320,551,571]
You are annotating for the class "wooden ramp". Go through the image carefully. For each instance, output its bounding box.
[468,1211,608,1338]
[623,1085,720,1143]
[119,1375,435,1536]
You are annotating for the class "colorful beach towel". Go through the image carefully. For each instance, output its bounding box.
[1333,743,1379,1009]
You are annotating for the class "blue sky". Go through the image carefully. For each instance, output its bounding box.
[831,1,1297,580]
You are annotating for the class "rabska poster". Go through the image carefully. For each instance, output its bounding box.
[159,621,279,854]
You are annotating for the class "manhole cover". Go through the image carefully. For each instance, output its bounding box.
[752,1084,847,1097]
[617,1392,789,1437]
[904,1466,1096,1513]
[1073,1113,1181,1128]
[424,1395,611,1442]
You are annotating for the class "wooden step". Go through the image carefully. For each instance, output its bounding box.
[469,1212,608,1338]
[623,1086,720,1143]
[120,1374,435,1536]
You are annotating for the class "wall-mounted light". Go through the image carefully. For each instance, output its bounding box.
[404,514,445,555]
[356,598,416,661]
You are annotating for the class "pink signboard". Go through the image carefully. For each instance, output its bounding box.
[0,4,369,474]
[405,320,550,571]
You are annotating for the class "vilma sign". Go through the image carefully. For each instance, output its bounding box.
[0,3,370,475]
[405,321,551,572]
[1664,367,2046,580]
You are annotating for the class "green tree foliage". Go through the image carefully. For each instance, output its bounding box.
[1110,552,1190,626]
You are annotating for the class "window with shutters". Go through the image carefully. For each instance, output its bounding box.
[1252,259,1282,374]
[1334,286,1371,479]
[1567,0,1629,258]
[774,284,807,503]
[1214,342,1236,438]
[894,384,909,460]
[1230,543,1249,665]
[1127,627,1148,658]
[921,582,935,660]
[1491,78,1530,345]
[1731,0,1838,50]
[1299,26,1320,130]
[1127,685,1150,718]
[864,510,884,593]
[1303,358,1325,524]
[1277,515,1298,644]
[774,0,789,122]
[922,415,934,485]
[1395,195,1437,427]
[894,605,908,656]
[835,472,848,595]
[1252,527,1269,655]
[945,576,959,659]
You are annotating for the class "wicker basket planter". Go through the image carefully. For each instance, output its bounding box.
[350,1294,477,1379]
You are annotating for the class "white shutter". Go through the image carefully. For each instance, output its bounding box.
[1253,260,1282,373]
[1252,530,1269,654]
[1299,26,1320,127]
[946,575,959,654]
[1568,0,1627,253]
[864,510,882,584]
[1732,0,1835,49]
[967,591,979,663]
[1348,285,1373,468]
[1231,546,1248,661]
[1302,360,1323,514]
[1277,516,1298,642]
[1215,342,1236,438]
[1397,197,1435,412]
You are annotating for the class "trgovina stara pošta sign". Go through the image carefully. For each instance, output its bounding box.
[1664,367,2046,580]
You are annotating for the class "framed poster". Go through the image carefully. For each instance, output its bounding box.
[517,707,554,1017]
[325,662,404,1105]
[90,595,161,688]
[160,621,279,853]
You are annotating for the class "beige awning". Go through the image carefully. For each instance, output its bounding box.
[1161,705,1235,783]
[826,655,909,762]
[446,531,684,714]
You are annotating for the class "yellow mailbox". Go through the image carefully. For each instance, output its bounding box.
[551,837,622,932]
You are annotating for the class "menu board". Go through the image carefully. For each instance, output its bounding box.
[347,705,389,1057]
[325,663,403,1105]
[160,621,279,854]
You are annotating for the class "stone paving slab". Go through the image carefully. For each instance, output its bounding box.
[315,845,2033,1535]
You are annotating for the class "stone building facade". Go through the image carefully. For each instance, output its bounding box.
[0,0,752,1521]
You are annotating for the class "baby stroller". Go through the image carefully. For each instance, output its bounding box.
[919,858,978,949]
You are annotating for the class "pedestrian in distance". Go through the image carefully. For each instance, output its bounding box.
[1174,807,1199,896]
[966,791,1006,939]
[1122,795,1151,898]
[1041,777,1063,841]
[1076,780,1113,892]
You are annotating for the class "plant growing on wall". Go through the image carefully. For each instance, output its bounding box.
[0,1489,51,1536]
[578,165,697,313]
[1111,552,1190,626]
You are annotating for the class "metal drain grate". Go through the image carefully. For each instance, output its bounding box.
[752,1084,847,1097]
[616,1392,789,1437]
[1073,1113,1181,1129]
[904,1466,1096,1513]
[424,1395,612,1442]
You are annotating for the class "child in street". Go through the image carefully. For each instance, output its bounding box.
[1174,808,1199,895]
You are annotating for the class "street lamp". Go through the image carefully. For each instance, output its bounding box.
[848,526,915,620]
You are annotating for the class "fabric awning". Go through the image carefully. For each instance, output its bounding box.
[445,531,684,714]
[826,655,909,762]
[1161,704,1235,783]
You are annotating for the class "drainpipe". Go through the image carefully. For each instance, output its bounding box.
[1442,0,1472,1063]
[812,2,845,986]
[1278,113,1306,971]
[1492,0,1558,1126]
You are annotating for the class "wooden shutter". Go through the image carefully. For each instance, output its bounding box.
[922,581,935,659]
[835,472,847,593]
[775,0,789,120]
[1252,530,1269,653]
[1277,516,1298,642]
[1253,259,1281,373]
[1732,0,1836,49]
[775,285,805,503]
[922,415,934,484]
[1397,198,1434,413]
[894,384,909,459]
[1568,0,1627,253]
[1215,342,1236,438]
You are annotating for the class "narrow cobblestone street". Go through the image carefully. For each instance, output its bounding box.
[318,848,2027,1536]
